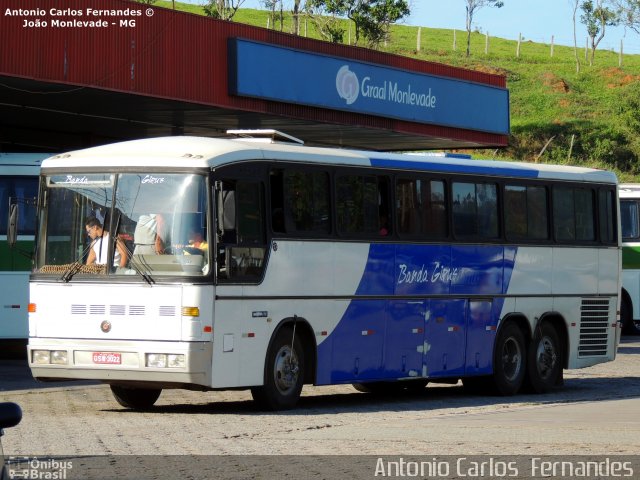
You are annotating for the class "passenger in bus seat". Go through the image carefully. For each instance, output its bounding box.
[85,216,127,268]
[183,228,208,255]
[133,213,165,255]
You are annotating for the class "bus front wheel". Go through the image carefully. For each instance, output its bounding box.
[492,323,526,396]
[110,385,162,410]
[526,323,562,393]
[251,328,304,410]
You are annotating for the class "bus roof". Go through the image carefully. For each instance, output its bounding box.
[40,136,617,184]
[0,153,48,175]
[619,184,640,198]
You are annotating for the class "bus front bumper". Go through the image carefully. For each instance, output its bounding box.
[27,338,212,389]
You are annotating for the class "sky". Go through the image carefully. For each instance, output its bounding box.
[197,0,640,54]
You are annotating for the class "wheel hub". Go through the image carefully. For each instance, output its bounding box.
[536,337,557,378]
[502,336,522,382]
[274,346,299,394]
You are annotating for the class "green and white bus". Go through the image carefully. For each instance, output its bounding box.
[620,184,640,334]
[0,153,45,341]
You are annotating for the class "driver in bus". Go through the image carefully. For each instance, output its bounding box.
[85,216,128,268]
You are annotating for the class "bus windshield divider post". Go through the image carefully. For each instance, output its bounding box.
[7,200,18,248]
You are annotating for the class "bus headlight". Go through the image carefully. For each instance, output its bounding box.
[51,350,68,365]
[32,350,68,365]
[167,354,185,368]
[32,350,51,364]
[146,354,167,368]
[145,353,185,369]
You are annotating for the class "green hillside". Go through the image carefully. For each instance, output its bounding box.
[157,2,640,180]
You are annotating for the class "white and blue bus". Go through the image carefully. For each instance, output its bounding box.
[0,154,44,342]
[24,133,620,410]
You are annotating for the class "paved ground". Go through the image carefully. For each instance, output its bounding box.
[1,337,639,478]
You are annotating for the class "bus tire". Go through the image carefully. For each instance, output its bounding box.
[525,322,562,393]
[621,296,640,335]
[492,322,526,396]
[110,385,161,410]
[251,328,304,411]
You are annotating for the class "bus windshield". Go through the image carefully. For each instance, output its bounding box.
[35,172,210,278]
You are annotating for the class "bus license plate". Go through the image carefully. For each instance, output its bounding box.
[92,352,122,365]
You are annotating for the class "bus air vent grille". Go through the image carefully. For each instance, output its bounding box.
[71,305,86,315]
[159,306,176,317]
[578,298,609,357]
[89,305,105,315]
[110,305,126,316]
[129,305,145,316]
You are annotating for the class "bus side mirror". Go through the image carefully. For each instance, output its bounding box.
[7,202,18,248]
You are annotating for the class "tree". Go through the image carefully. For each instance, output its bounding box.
[292,0,305,35]
[464,0,504,57]
[203,0,245,21]
[570,0,581,72]
[305,1,347,42]
[262,0,284,30]
[306,0,410,48]
[580,0,620,65]
[613,0,640,33]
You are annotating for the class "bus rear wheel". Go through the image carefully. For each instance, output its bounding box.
[621,296,640,335]
[251,328,304,411]
[526,323,562,393]
[110,385,162,410]
[492,322,526,396]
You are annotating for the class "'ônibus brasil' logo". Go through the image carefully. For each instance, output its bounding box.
[336,65,359,105]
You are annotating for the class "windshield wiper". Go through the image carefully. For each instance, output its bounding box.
[59,242,93,283]
[127,254,155,285]
[114,213,155,286]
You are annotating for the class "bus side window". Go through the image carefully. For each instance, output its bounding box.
[217,180,266,282]
[336,174,390,237]
[620,199,638,240]
[453,181,498,239]
[598,189,616,244]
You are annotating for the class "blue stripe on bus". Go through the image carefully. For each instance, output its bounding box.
[315,244,517,385]
[370,158,541,178]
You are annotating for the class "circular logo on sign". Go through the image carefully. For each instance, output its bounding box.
[336,65,359,105]
[100,320,111,333]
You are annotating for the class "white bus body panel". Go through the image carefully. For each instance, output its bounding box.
[0,272,31,339]
[29,282,215,387]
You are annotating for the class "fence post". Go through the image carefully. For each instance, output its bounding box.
[619,39,623,67]
[567,134,575,162]
[516,33,522,58]
[417,26,421,52]
[550,35,554,57]
[453,29,457,51]
[485,32,489,54]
